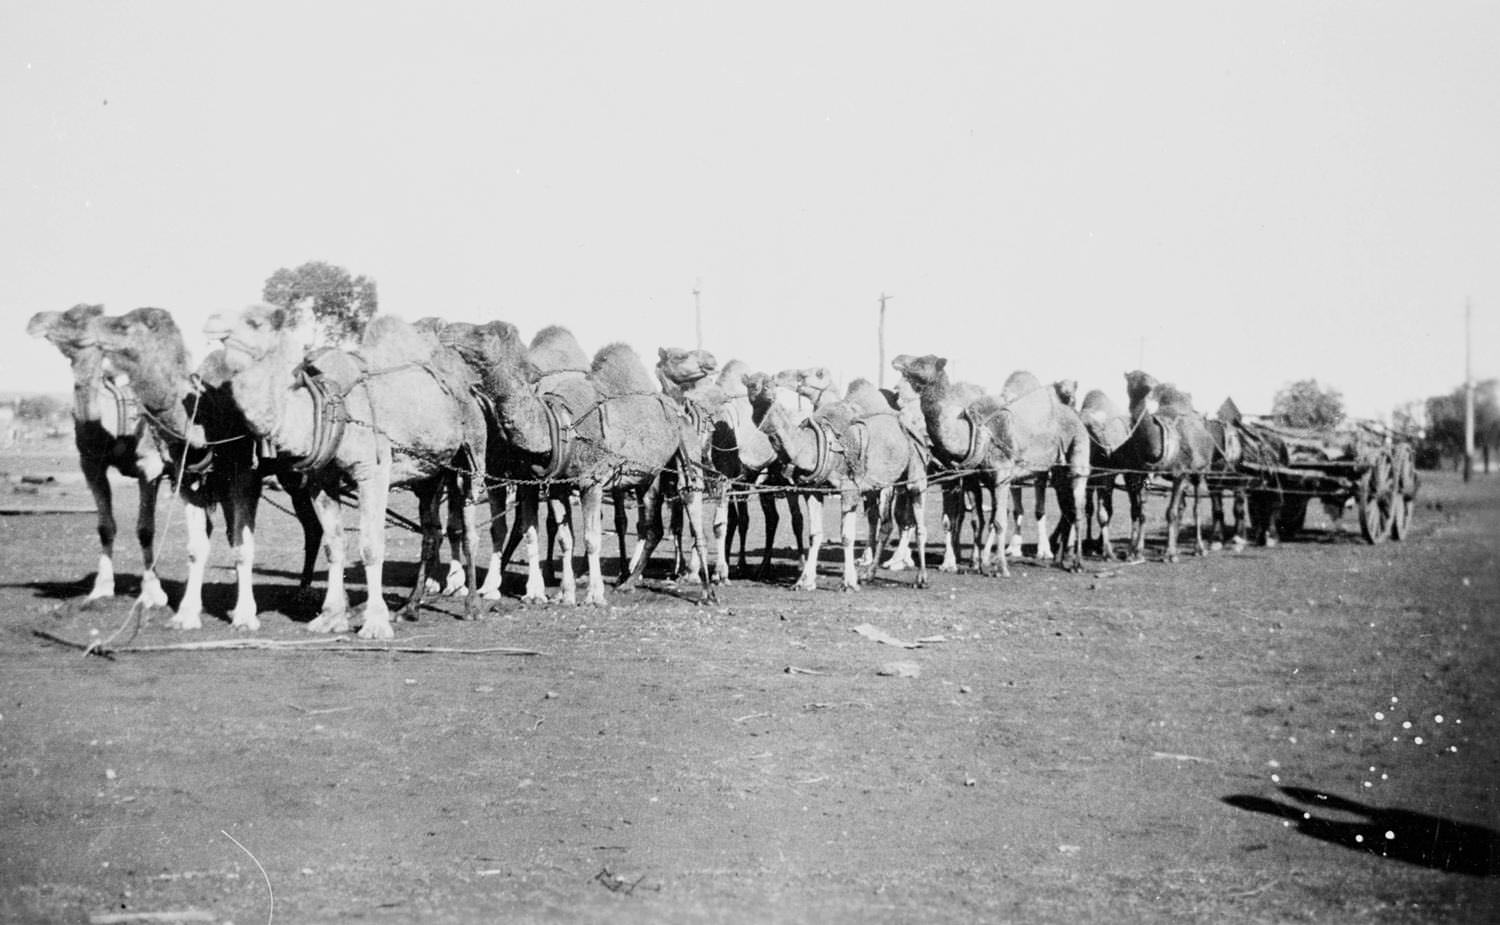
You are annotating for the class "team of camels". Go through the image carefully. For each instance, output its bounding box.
[29,303,1287,639]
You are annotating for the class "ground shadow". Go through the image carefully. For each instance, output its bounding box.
[1224,786,1500,876]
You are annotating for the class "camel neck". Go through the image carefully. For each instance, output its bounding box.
[69,352,105,423]
[492,370,553,456]
[229,336,316,458]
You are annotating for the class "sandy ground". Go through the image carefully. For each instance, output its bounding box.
[1,439,1497,923]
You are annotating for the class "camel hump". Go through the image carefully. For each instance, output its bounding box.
[360,316,437,369]
[1000,370,1043,403]
[1216,396,1242,425]
[845,378,895,415]
[589,343,657,397]
[530,325,590,374]
[717,359,752,397]
[1155,382,1197,414]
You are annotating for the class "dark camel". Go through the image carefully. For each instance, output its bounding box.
[1119,371,1217,562]
[27,304,168,608]
[88,307,323,629]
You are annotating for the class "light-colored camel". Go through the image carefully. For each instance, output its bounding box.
[658,350,811,582]
[893,354,1090,575]
[1009,378,1080,561]
[1119,370,1217,562]
[205,304,487,639]
[87,307,323,630]
[455,324,715,605]
[27,304,168,607]
[744,371,928,591]
[1203,398,1249,552]
[1078,387,1133,559]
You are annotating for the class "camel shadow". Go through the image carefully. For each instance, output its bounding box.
[1223,786,1500,876]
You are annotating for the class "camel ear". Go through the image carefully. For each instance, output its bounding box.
[936,357,947,372]
[740,373,754,387]
[814,366,829,378]
[268,307,287,330]
[658,347,670,361]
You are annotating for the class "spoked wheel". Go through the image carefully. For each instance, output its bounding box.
[1358,450,1395,544]
[1390,443,1417,541]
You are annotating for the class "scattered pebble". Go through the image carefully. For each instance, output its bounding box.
[1414,737,1424,745]
[1355,834,1364,844]
[104,768,116,781]
[1449,746,1458,753]
[1402,721,1412,730]
[404,679,417,686]
[1391,696,1400,704]
[958,685,971,694]
[1374,711,1385,721]
[1270,774,1280,783]
[1434,715,1444,724]
[1385,831,1396,840]
[544,691,558,700]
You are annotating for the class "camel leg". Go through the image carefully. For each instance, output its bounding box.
[225,474,262,631]
[1126,474,1148,562]
[355,461,395,640]
[458,475,483,619]
[548,489,578,605]
[712,492,730,584]
[911,483,929,588]
[581,485,609,606]
[939,484,962,573]
[439,481,468,595]
[307,487,351,633]
[1095,478,1119,561]
[135,475,169,608]
[756,491,781,580]
[1163,475,1188,563]
[617,479,665,595]
[281,477,323,595]
[1006,483,1025,559]
[170,500,210,631]
[1034,478,1054,561]
[80,455,118,601]
[615,488,637,579]
[796,494,823,591]
[883,488,914,570]
[841,491,863,591]
[980,482,1010,577]
[731,495,749,574]
[676,468,716,603]
[476,484,508,600]
[1061,469,1086,572]
[399,480,444,621]
[1191,475,1207,557]
[511,486,548,604]
[788,491,808,565]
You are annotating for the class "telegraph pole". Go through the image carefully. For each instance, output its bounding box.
[693,279,703,351]
[877,293,892,387]
[1464,298,1475,481]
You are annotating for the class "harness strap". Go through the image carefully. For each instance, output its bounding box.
[539,392,575,480]
[290,366,351,472]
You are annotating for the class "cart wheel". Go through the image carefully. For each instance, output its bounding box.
[1390,444,1417,541]
[1276,494,1308,539]
[1359,450,1395,544]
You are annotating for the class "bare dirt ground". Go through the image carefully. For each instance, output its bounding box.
[2,439,1497,924]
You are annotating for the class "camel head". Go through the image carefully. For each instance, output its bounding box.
[27,304,106,358]
[1123,370,1161,415]
[716,359,752,398]
[741,371,777,421]
[891,354,947,393]
[656,346,718,390]
[775,366,837,404]
[204,304,291,375]
[1053,379,1078,408]
[94,307,190,383]
[434,319,531,397]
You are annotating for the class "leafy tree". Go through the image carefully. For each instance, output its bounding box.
[262,260,378,346]
[1271,379,1345,429]
[1424,379,1499,469]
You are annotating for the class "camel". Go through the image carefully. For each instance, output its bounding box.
[452,324,715,605]
[27,304,168,608]
[1009,378,1080,562]
[656,347,737,582]
[1118,371,1218,562]
[205,304,487,639]
[892,354,1089,575]
[744,370,928,591]
[1077,387,1133,559]
[85,307,323,630]
[1203,398,1250,552]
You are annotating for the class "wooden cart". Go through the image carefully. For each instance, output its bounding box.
[1237,419,1418,544]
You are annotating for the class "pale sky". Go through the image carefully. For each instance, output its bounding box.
[4,2,1497,419]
